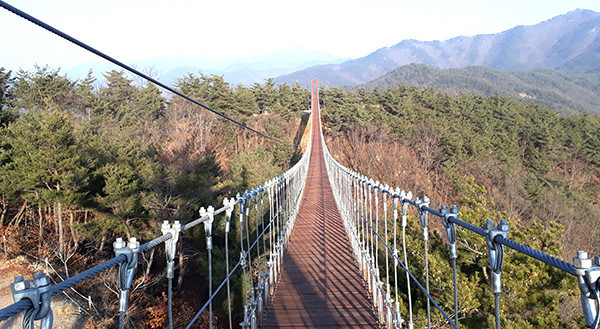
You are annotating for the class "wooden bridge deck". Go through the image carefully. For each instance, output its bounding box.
[264,88,379,328]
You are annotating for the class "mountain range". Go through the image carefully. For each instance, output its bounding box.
[62,45,347,86]
[275,9,600,88]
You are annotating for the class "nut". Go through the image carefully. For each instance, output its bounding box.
[113,237,126,249]
[498,219,509,232]
[11,276,30,292]
[31,272,50,288]
[574,250,593,269]
[483,218,495,231]
[128,237,139,249]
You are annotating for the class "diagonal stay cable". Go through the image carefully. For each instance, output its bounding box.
[185,218,274,328]
[344,191,458,329]
[0,0,292,146]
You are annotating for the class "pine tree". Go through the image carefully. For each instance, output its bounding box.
[0,110,91,256]
[0,67,16,126]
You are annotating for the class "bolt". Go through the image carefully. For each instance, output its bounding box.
[574,250,593,269]
[31,272,50,288]
[113,237,126,249]
[128,237,139,250]
[483,218,495,231]
[498,219,509,232]
[440,205,449,214]
[451,204,459,214]
[11,276,30,292]
[162,220,169,231]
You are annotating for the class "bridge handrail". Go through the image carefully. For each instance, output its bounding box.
[317,103,589,328]
[0,109,313,328]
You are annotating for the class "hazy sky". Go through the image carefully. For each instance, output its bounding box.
[2,0,600,71]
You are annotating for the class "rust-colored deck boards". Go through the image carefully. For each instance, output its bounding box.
[264,92,378,328]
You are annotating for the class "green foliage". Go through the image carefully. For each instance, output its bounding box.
[230,146,285,191]
[0,65,307,327]
[0,110,91,207]
[321,84,597,327]
[0,67,16,126]
[361,64,600,115]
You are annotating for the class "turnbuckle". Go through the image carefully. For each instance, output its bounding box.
[400,190,412,229]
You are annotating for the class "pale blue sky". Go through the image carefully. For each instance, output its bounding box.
[2,0,600,71]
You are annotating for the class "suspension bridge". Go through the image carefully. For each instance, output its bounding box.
[1,1,600,329]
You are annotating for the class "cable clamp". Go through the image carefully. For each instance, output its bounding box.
[200,206,215,250]
[440,205,459,259]
[11,271,53,328]
[224,197,236,234]
[161,220,181,279]
[391,247,400,266]
[373,181,381,191]
[482,219,509,294]
[415,196,430,214]
[573,250,600,327]
[250,187,259,199]
[240,251,247,269]
[114,237,140,313]
[416,196,430,241]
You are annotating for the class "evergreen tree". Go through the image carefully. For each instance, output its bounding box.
[0,67,15,126]
[0,110,91,255]
[13,66,79,112]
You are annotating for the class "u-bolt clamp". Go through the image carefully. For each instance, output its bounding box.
[416,196,430,242]
[161,220,181,279]
[482,219,509,294]
[224,197,235,235]
[573,250,600,327]
[399,190,413,229]
[11,272,53,329]
[440,205,459,260]
[200,206,215,250]
[114,237,140,314]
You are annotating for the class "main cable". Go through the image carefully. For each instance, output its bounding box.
[0,0,292,146]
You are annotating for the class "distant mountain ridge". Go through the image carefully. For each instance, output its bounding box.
[360,64,600,114]
[275,9,600,88]
[62,45,347,86]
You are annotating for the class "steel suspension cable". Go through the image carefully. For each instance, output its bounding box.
[0,0,292,146]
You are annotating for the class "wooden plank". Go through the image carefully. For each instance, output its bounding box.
[264,93,379,328]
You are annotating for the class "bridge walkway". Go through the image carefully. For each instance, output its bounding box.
[264,87,379,328]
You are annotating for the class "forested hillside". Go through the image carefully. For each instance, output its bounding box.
[320,85,600,328]
[2,62,600,328]
[0,66,309,328]
[361,64,600,115]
